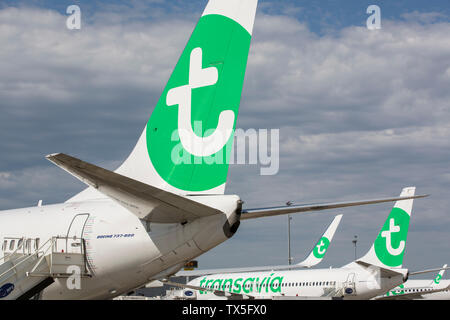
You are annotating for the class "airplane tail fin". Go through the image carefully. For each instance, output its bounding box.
[356,187,415,269]
[297,214,343,268]
[430,264,448,287]
[68,0,258,202]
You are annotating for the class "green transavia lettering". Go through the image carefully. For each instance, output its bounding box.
[198,273,284,294]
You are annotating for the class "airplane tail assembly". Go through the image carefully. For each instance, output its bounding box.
[430,264,448,288]
[68,0,259,203]
[356,186,415,270]
[43,0,427,229]
[296,214,343,268]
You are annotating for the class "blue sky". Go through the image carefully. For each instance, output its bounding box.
[0,0,450,276]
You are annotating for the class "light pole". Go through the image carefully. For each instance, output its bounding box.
[286,201,293,265]
[352,235,358,260]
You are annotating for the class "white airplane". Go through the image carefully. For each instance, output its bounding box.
[159,214,341,299]
[165,187,442,300]
[177,213,343,279]
[0,0,427,300]
[375,264,450,300]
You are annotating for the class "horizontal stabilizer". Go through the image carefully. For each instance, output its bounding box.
[241,193,428,220]
[46,153,222,223]
[355,260,408,278]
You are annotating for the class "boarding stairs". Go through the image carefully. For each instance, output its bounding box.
[322,274,357,298]
[0,236,90,300]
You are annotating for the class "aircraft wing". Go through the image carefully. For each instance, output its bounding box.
[240,194,428,220]
[46,153,222,223]
[409,266,450,276]
[176,264,311,277]
[375,284,450,300]
[176,214,343,277]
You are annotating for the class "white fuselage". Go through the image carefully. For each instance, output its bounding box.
[0,195,240,299]
[187,265,407,300]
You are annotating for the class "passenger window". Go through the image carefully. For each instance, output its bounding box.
[17,239,23,250]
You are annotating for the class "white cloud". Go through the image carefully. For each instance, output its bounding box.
[401,11,448,24]
[1,5,450,270]
[240,14,450,135]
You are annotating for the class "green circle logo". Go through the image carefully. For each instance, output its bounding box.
[374,207,410,267]
[434,274,442,284]
[313,237,330,259]
[146,15,251,192]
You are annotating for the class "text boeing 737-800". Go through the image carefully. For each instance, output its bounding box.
[0,0,427,300]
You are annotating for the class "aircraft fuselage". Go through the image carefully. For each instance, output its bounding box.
[0,196,240,299]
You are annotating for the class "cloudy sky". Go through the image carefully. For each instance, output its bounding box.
[1,0,450,276]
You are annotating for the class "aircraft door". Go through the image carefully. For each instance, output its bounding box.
[0,236,4,260]
[343,273,356,296]
[66,213,90,253]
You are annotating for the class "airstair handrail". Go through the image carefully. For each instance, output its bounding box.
[28,237,56,275]
[0,236,89,284]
